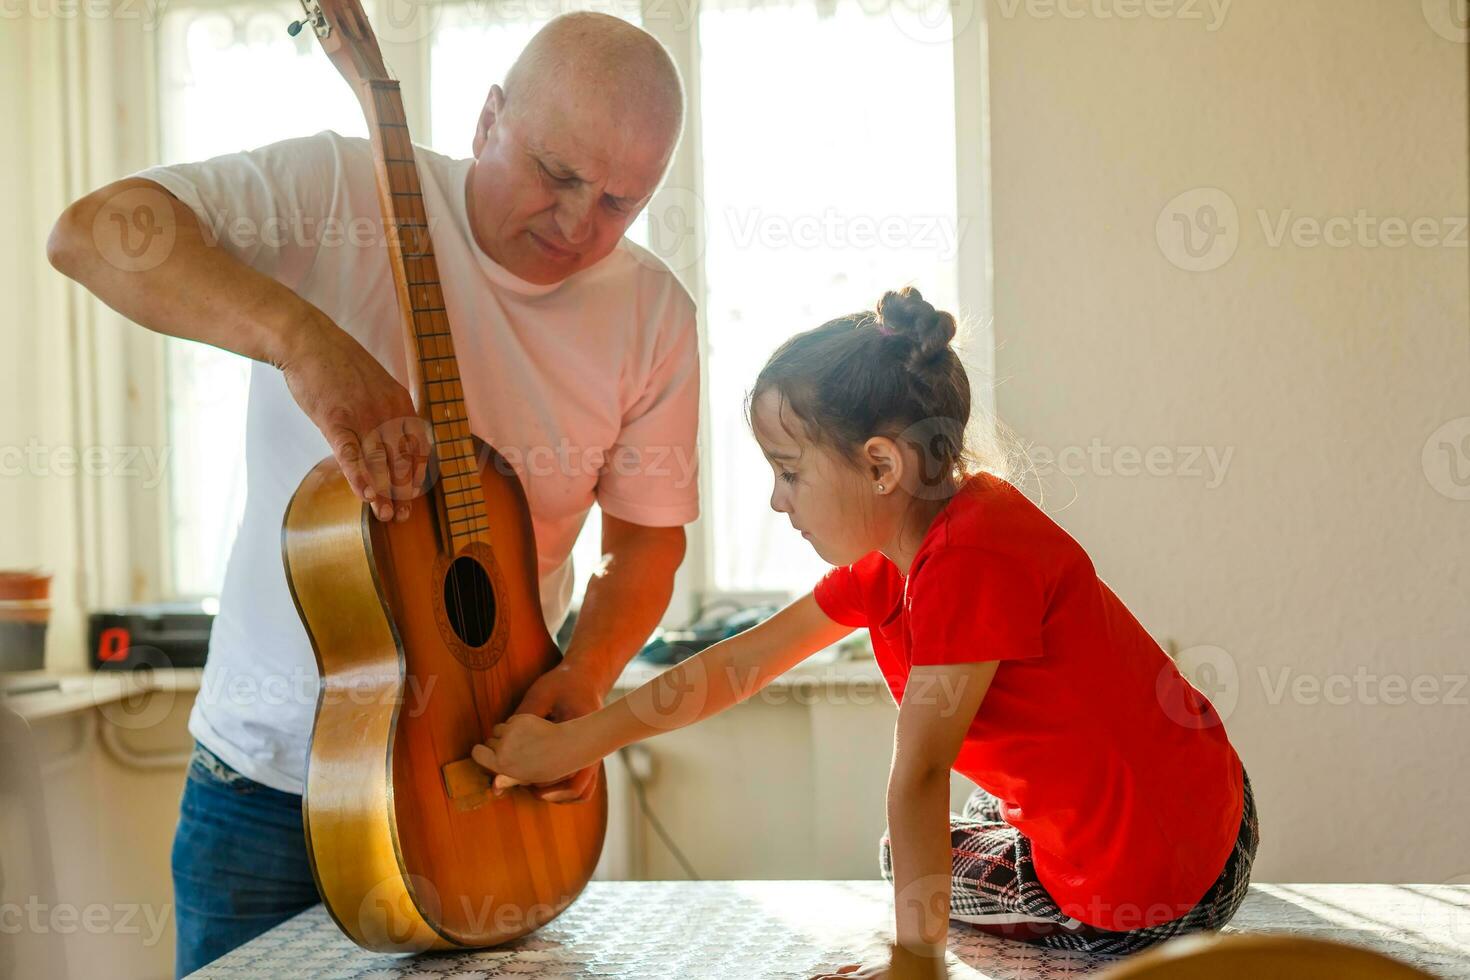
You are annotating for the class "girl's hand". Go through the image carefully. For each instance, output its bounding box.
[810,962,888,980]
[811,942,954,980]
[505,665,606,803]
[471,714,596,793]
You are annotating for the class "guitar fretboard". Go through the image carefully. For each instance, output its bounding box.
[367,81,487,550]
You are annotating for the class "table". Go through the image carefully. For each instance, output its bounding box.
[187,880,1470,979]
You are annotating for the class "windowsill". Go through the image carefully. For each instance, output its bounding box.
[1,668,203,723]
[610,654,885,695]
[0,656,885,722]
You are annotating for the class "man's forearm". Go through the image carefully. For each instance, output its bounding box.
[559,521,685,696]
[47,177,315,368]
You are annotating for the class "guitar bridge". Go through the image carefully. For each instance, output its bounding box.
[441,757,493,811]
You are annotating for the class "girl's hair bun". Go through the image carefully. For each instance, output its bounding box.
[875,286,958,373]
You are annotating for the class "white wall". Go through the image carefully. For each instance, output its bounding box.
[983,0,1469,883]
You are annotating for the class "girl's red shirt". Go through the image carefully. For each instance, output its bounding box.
[813,471,1245,931]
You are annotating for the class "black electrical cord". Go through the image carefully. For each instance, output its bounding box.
[617,747,701,881]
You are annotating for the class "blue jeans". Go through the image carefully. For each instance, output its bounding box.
[171,741,319,977]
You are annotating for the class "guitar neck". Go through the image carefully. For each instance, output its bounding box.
[361,80,488,547]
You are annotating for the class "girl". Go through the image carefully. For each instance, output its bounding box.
[474,287,1259,976]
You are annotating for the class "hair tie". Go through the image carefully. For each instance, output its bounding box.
[876,321,894,337]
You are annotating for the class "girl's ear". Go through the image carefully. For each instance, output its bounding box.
[861,436,904,494]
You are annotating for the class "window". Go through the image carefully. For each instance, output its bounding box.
[697,0,961,594]
[154,0,976,612]
[157,1,365,596]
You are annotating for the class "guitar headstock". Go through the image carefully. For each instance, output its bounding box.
[290,0,394,90]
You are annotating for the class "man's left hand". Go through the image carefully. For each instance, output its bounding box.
[506,663,604,803]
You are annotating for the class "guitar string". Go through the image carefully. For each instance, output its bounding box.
[377,86,481,805]
[386,90,575,916]
[378,86,501,785]
[399,108,494,926]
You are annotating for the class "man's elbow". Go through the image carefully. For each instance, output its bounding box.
[46,201,91,279]
[46,179,182,280]
[661,524,687,570]
[657,527,688,589]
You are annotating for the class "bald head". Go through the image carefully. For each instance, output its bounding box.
[464,13,685,285]
[502,12,684,145]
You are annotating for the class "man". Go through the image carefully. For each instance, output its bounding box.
[46,13,696,976]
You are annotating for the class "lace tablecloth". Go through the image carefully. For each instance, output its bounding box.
[188,880,1470,979]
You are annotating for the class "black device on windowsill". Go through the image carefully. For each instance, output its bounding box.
[636,602,780,665]
[88,601,215,671]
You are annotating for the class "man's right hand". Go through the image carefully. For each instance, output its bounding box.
[278,317,432,523]
[46,177,432,523]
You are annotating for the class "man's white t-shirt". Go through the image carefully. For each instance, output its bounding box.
[135,130,700,794]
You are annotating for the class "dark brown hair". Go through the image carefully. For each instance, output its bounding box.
[746,287,1012,498]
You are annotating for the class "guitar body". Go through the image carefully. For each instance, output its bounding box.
[283,439,607,952]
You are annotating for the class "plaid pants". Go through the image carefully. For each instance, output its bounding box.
[880,770,1259,956]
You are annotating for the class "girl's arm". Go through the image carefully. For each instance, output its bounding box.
[885,660,998,960]
[473,592,854,789]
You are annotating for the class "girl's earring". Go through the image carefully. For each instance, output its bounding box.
[875,483,885,493]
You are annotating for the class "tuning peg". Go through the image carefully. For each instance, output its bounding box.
[288,0,326,39]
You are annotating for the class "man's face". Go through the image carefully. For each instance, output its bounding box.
[466,85,675,285]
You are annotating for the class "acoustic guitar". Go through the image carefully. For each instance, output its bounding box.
[280,0,606,953]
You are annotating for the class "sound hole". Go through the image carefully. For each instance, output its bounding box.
[442,555,497,648]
